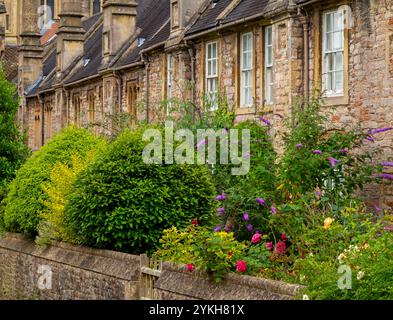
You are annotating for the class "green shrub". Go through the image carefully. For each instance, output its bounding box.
[1,126,106,235]
[0,70,30,188]
[155,225,246,283]
[64,126,215,254]
[36,152,99,245]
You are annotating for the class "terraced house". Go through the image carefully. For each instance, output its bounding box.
[1,0,392,203]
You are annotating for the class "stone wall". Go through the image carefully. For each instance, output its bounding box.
[0,233,302,300]
[155,263,303,300]
[0,233,140,300]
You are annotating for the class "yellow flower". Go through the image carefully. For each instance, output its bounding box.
[324,217,334,230]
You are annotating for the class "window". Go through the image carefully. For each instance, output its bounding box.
[322,9,345,97]
[240,32,253,107]
[127,82,138,127]
[206,41,219,110]
[44,103,52,143]
[73,94,81,126]
[34,106,41,150]
[265,26,274,104]
[5,14,11,32]
[90,0,101,15]
[88,90,95,123]
[167,54,173,114]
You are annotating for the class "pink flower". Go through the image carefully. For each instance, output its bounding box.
[296,143,303,149]
[251,233,262,244]
[243,212,249,221]
[265,242,273,251]
[275,241,287,255]
[192,219,198,226]
[271,206,277,215]
[256,197,266,206]
[236,260,247,273]
[187,263,195,272]
[281,232,288,242]
[313,150,323,155]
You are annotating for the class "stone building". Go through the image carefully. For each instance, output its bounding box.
[1,0,392,206]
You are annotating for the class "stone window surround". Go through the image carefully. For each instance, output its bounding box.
[314,4,350,106]
[264,25,274,106]
[240,31,254,108]
[205,40,219,110]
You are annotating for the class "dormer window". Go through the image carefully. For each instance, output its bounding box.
[83,58,91,67]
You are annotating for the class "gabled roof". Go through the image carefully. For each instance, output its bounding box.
[186,0,290,37]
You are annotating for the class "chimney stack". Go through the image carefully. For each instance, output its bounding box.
[102,0,137,63]
[19,0,44,93]
[56,0,85,78]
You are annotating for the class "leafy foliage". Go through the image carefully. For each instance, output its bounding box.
[1,126,106,235]
[64,126,216,254]
[0,70,30,189]
[36,152,100,245]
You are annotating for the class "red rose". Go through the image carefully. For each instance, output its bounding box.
[265,242,273,251]
[275,241,287,255]
[236,260,247,273]
[251,233,262,244]
[187,263,195,272]
[281,232,288,242]
[191,219,199,226]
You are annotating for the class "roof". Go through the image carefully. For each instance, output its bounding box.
[114,0,170,68]
[186,0,289,36]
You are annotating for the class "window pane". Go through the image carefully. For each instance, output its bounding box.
[333,31,343,50]
[335,52,343,71]
[335,71,343,92]
[325,33,333,51]
[334,11,344,31]
[326,13,333,32]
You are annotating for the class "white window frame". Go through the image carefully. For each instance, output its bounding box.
[206,41,219,110]
[167,54,173,114]
[240,32,254,108]
[265,26,274,105]
[322,9,345,97]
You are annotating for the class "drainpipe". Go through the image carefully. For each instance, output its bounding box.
[113,70,123,114]
[299,7,310,105]
[38,94,45,146]
[186,40,196,122]
[141,53,151,123]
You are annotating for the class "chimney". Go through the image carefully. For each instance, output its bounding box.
[102,0,137,63]
[56,0,85,77]
[19,0,44,93]
[0,0,6,59]
[170,0,204,37]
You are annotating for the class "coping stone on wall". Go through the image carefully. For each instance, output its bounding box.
[155,262,305,300]
[0,233,140,282]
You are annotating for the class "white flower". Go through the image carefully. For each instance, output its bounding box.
[303,294,310,300]
[357,271,365,280]
[337,253,346,262]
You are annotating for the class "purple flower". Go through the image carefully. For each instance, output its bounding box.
[247,224,254,233]
[313,150,323,155]
[328,157,340,168]
[296,143,303,149]
[271,206,277,215]
[215,193,226,201]
[259,116,271,126]
[217,207,225,216]
[196,139,207,149]
[377,174,393,180]
[366,136,375,142]
[243,212,249,221]
[369,127,393,135]
[384,225,393,232]
[244,153,251,159]
[340,149,349,155]
[374,205,382,213]
[380,162,393,167]
[256,198,266,206]
[214,225,222,232]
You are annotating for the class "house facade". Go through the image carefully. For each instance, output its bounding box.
[1,0,392,207]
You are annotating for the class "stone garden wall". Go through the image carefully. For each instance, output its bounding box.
[0,233,302,300]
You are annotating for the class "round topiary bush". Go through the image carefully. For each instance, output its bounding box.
[64,126,215,254]
[2,126,106,235]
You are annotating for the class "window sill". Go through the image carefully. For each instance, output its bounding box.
[323,95,349,106]
[237,106,256,115]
